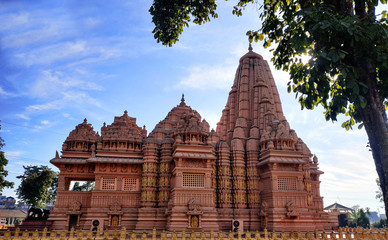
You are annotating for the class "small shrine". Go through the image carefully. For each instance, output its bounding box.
[49,46,333,231]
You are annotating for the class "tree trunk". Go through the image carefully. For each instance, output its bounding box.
[358,63,388,220]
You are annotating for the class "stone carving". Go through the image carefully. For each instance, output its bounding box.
[109,201,122,213]
[259,201,269,229]
[286,200,299,218]
[187,198,203,215]
[68,201,82,212]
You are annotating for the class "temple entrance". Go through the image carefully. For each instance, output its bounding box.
[68,215,78,230]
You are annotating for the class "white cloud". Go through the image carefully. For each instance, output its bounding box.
[0,12,29,31]
[30,70,104,98]
[41,120,50,125]
[26,100,64,112]
[2,20,70,50]
[15,114,30,120]
[177,65,235,90]
[5,151,25,160]
[32,120,54,132]
[26,92,101,113]
[0,86,16,98]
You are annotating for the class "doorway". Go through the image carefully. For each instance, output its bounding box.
[69,215,78,230]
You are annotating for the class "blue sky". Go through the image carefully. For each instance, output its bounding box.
[0,1,384,213]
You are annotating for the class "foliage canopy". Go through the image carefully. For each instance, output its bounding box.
[16,165,57,208]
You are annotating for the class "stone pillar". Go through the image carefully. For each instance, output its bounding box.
[158,139,173,207]
[231,148,246,209]
[216,142,232,208]
[140,141,159,208]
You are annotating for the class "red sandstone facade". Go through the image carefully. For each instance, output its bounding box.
[49,47,332,231]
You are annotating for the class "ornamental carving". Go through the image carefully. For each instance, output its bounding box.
[259,201,269,216]
[68,201,82,212]
[286,200,299,217]
[184,160,204,168]
[109,201,122,213]
[187,198,203,215]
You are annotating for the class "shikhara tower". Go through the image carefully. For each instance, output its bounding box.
[49,46,333,231]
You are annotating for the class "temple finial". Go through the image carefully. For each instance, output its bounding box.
[180,93,185,106]
[124,110,128,116]
[84,118,87,123]
[55,151,59,158]
[248,43,253,52]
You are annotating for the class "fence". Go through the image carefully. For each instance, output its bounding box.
[0,227,387,239]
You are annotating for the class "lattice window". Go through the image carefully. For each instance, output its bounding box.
[102,178,116,190]
[183,173,205,188]
[277,177,297,191]
[123,178,137,191]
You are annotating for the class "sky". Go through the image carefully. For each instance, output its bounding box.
[0,1,384,213]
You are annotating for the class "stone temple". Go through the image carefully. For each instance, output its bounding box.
[49,47,332,231]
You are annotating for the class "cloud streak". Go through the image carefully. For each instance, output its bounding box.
[177,65,235,90]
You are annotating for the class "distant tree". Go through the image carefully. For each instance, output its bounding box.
[149,0,388,218]
[0,121,14,193]
[16,165,57,208]
[338,214,349,227]
[71,181,95,191]
[373,218,387,228]
[357,208,370,228]
[349,206,370,228]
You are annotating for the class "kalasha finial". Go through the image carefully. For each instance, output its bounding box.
[180,93,185,105]
[83,118,87,123]
[124,110,128,116]
[248,43,253,52]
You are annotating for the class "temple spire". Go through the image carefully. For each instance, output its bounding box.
[217,46,285,142]
[180,93,186,106]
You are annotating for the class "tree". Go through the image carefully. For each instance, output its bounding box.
[373,218,387,228]
[348,206,370,228]
[71,181,95,191]
[16,165,57,208]
[149,0,388,217]
[0,121,14,193]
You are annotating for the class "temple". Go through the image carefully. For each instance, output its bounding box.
[49,46,332,231]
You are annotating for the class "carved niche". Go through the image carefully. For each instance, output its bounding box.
[187,198,202,229]
[286,200,299,218]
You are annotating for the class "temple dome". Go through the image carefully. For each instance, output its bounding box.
[148,94,207,141]
[239,44,263,63]
[64,118,99,142]
[100,110,147,141]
